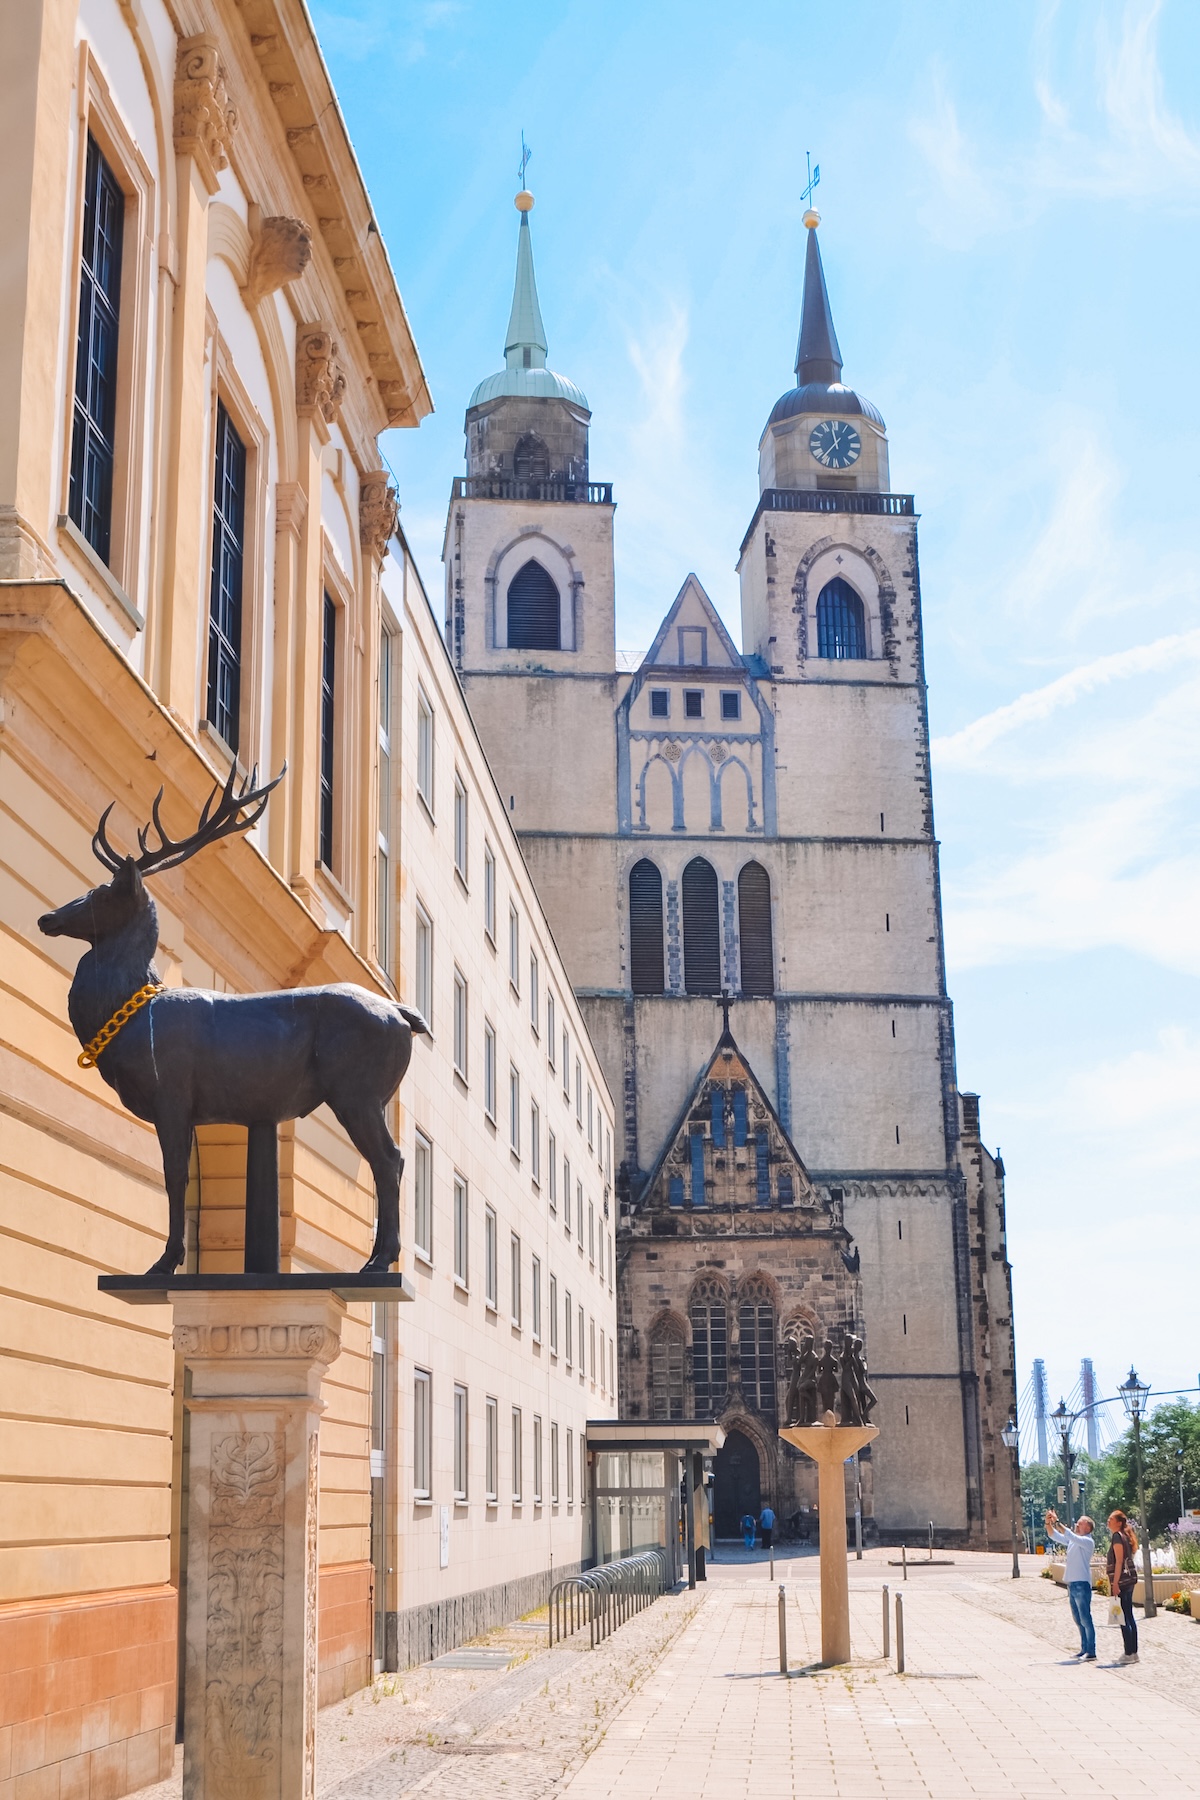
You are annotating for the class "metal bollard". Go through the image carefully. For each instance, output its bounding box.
[778,1584,788,1674]
[882,1584,890,1658]
[901,1541,907,1580]
[895,1593,905,1674]
[769,1544,775,1580]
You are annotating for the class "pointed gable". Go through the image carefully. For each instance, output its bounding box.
[641,575,743,671]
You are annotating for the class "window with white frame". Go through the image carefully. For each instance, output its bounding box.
[587,1085,594,1149]
[377,624,394,975]
[549,1273,558,1353]
[608,1232,614,1293]
[453,1174,468,1287]
[511,1407,523,1502]
[510,1231,522,1327]
[548,1131,557,1211]
[484,1205,497,1309]
[589,1317,596,1382]
[509,906,520,991]
[416,684,435,813]
[453,1384,468,1500]
[562,1028,570,1097]
[598,1224,604,1285]
[566,1426,574,1504]
[609,1338,615,1394]
[588,1200,595,1266]
[580,1434,587,1506]
[413,1369,431,1498]
[599,1327,605,1392]
[453,967,468,1079]
[453,772,468,882]
[579,1304,586,1376]
[483,1020,496,1119]
[529,952,539,1033]
[576,1181,584,1248]
[484,843,496,942]
[564,1290,573,1367]
[531,1254,542,1342]
[509,1065,520,1155]
[413,1132,432,1263]
[415,902,433,1028]
[485,1396,498,1501]
[547,993,556,1068]
[551,1420,560,1504]
[564,1157,572,1234]
[605,1125,612,1183]
[533,1415,543,1504]
[530,1101,540,1185]
[575,1059,582,1125]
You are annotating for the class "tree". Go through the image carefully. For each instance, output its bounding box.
[1076,1400,1200,1541]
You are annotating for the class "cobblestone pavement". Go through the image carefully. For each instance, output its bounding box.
[134,1547,1200,1798]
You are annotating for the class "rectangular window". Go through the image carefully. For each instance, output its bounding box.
[679,626,708,665]
[485,1396,498,1501]
[562,1028,570,1097]
[598,1220,605,1284]
[649,688,669,719]
[547,993,556,1067]
[453,773,468,881]
[416,684,435,813]
[551,1421,560,1504]
[610,1338,615,1393]
[564,1290,573,1367]
[533,1415,543,1504]
[529,952,540,1034]
[415,903,433,1029]
[587,1085,594,1149]
[600,1327,606,1392]
[684,688,703,718]
[530,1101,541,1186]
[566,1427,575,1504]
[453,1385,468,1500]
[549,1273,558,1353]
[588,1200,595,1266]
[532,1253,542,1342]
[589,1316,596,1382]
[510,1231,522,1327]
[690,1129,706,1207]
[484,1205,498,1309]
[413,1369,431,1498]
[509,1065,521,1155]
[453,967,468,1079]
[564,1158,572,1234]
[319,594,337,868]
[548,1130,557,1211]
[205,403,247,752]
[509,906,520,991]
[721,690,742,721]
[483,1020,497,1119]
[453,1174,468,1286]
[377,625,394,975]
[577,1182,584,1247]
[575,1059,582,1125]
[578,1304,585,1376]
[70,135,124,565]
[605,1126,612,1183]
[511,1407,523,1503]
[484,843,496,941]
[581,1435,587,1506]
[413,1131,432,1263]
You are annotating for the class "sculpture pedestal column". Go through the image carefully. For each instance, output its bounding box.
[779,1415,879,1666]
[172,1288,347,1800]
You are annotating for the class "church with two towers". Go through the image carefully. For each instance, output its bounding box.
[441,188,1016,1544]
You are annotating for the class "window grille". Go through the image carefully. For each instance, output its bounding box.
[684,689,703,719]
[629,860,665,995]
[738,1281,778,1413]
[649,689,669,719]
[206,404,246,751]
[682,858,720,993]
[69,136,124,563]
[738,862,774,996]
[649,1321,685,1421]
[720,691,741,720]
[816,576,866,659]
[689,1277,728,1418]
[319,595,337,867]
[507,558,560,649]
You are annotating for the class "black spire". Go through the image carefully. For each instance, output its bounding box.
[794,222,843,387]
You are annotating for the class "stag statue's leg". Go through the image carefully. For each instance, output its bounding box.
[149,1113,191,1275]
[327,1096,403,1271]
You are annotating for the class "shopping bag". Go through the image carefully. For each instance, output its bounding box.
[1108,1598,1122,1626]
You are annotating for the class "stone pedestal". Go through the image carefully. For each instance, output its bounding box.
[172,1288,348,1800]
[779,1415,879,1666]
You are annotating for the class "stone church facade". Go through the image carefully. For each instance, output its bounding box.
[443,192,1016,1545]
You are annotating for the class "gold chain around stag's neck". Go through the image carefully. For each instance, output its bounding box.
[78,982,164,1069]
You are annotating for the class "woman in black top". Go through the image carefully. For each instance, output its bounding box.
[1107,1510,1139,1662]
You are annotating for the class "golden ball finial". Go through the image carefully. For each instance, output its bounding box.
[515,190,535,213]
[803,208,820,230]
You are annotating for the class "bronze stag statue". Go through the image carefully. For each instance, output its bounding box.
[38,768,428,1277]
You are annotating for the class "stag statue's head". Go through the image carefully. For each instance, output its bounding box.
[38,765,285,947]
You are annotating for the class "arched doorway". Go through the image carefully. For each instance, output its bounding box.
[713,1428,762,1538]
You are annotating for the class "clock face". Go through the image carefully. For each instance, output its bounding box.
[809,419,862,469]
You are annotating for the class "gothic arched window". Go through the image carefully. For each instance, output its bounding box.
[648,1316,686,1421]
[682,856,720,994]
[507,558,561,650]
[816,577,866,660]
[689,1276,729,1418]
[629,859,665,995]
[513,433,550,481]
[738,1276,778,1414]
[738,862,774,996]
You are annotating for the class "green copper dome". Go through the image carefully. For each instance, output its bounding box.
[467,205,589,413]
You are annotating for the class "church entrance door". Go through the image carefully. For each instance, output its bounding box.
[713,1428,762,1538]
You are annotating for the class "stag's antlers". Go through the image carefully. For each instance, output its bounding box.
[91,765,286,876]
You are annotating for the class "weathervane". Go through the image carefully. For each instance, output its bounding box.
[519,130,533,189]
[802,150,820,211]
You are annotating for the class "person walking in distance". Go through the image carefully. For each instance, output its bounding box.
[740,1511,757,1551]
[1107,1510,1139,1663]
[1045,1509,1097,1660]
[759,1503,776,1551]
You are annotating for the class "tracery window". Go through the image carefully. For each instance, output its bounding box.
[648,1317,686,1421]
[629,860,665,995]
[738,1276,778,1414]
[507,558,560,649]
[682,857,720,994]
[689,1276,729,1418]
[816,577,866,660]
[738,862,774,996]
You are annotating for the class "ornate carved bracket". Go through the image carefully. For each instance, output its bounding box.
[246,214,312,307]
[296,325,346,422]
[174,35,238,195]
[359,472,399,564]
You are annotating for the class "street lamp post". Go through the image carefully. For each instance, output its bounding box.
[1000,1418,1021,1579]
[1051,1398,1073,1526]
[1119,1367,1156,1620]
[1177,1446,1186,1523]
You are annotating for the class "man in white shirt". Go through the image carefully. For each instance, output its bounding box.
[1046,1510,1097,1660]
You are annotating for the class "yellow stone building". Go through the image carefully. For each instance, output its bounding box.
[0,4,617,1796]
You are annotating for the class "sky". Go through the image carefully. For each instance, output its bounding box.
[314,0,1200,1445]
